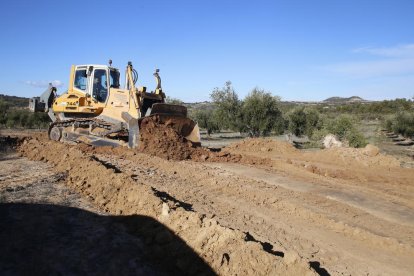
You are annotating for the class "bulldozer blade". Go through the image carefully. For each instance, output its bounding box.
[150,103,187,117]
[185,123,201,144]
[139,114,201,143]
[122,112,139,149]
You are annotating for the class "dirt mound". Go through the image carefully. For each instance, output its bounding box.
[139,116,197,160]
[107,117,272,166]
[226,138,297,155]
[81,137,272,166]
[310,145,401,168]
[18,138,316,275]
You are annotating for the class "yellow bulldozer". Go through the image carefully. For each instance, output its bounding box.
[29,61,200,148]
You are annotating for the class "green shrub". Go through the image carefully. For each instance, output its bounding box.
[273,116,288,135]
[210,83,284,136]
[165,96,183,105]
[194,109,220,135]
[304,108,322,136]
[311,128,329,141]
[2,109,50,129]
[0,99,9,125]
[383,117,394,131]
[326,115,354,140]
[241,88,282,137]
[383,111,414,138]
[287,107,322,137]
[210,81,243,132]
[287,107,307,136]
[392,112,414,137]
[346,128,368,148]
[315,115,367,148]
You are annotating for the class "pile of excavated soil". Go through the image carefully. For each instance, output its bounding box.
[137,129,400,169]
[75,118,273,166]
[139,117,197,160]
[219,138,405,182]
[224,138,400,169]
[137,117,256,163]
[226,138,298,155]
[18,138,316,275]
[309,144,401,168]
[80,140,272,167]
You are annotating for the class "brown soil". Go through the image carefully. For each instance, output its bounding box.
[138,116,198,160]
[226,138,298,155]
[0,153,168,275]
[3,132,414,275]
[137,116,244,162]
[86,119,273,167]
[15,137,316,275]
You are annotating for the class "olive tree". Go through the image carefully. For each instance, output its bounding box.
[287,107,307,136]
[210,81,243,131]
[165,96,183,105]
[241,88,283,137]
[0,99,9,126]
[194,109,220,135]
[288,107,322,137]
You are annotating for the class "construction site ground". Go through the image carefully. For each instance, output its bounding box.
[1,130,414,275]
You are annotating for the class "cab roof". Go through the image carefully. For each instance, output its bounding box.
[75,64,119,70]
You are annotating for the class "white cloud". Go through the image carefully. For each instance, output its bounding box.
[322,43,414,78]
[340,75,414,100]
[23,80,64,88]
[352,44,414,58]
[51,80,64,87]
[324,58,414,78]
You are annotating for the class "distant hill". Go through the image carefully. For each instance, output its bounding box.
[323,96,367,103]
[0,94,29,108]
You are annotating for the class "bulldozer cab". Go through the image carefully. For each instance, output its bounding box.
[72,65,120,104]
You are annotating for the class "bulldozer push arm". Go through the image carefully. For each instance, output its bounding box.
[122,62,141,148]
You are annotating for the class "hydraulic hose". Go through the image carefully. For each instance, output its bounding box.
[132,68,138,85]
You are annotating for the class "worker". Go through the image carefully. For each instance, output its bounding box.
[93,70,108,102]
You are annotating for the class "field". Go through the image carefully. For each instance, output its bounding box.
[1,127,414,275]
[2,0,414,274]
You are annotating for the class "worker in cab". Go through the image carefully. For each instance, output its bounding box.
[93,69,108,103]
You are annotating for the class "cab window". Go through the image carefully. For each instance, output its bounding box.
[93,69,108,103]
[74,69,87,91]
[110,69,120,88]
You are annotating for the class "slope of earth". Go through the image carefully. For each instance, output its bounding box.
[16,137,316,275]
[0,153,168,275]
[88,138,414,275]
[217,139,414,274]
[8,131,414,275]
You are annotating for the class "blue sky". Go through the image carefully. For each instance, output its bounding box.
[0,0,413,102]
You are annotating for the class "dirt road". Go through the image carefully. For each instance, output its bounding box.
[3,134,414,275]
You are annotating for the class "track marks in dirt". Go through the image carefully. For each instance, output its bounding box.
[93,149,414,276]
[208,162,414,227]
[18,138,317,275]
[15,136,414,275]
